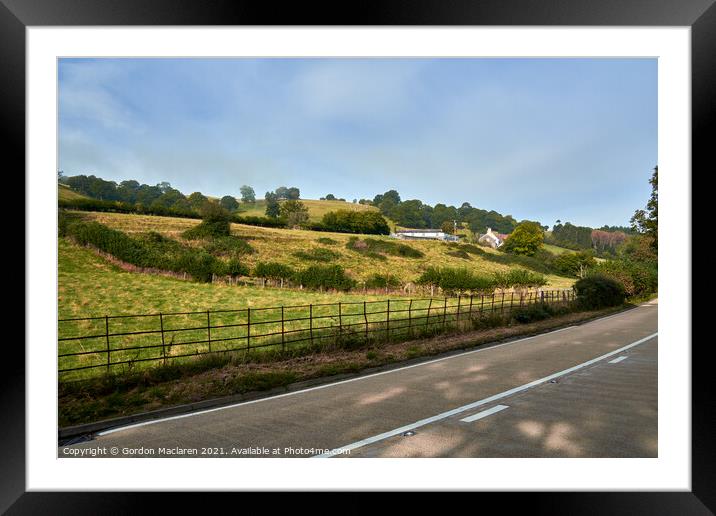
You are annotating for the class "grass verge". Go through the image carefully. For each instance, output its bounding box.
[59,303,633,428]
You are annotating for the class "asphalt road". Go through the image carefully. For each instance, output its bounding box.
[60,300,658,458]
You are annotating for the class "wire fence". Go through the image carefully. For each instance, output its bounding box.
[58,288,576,381]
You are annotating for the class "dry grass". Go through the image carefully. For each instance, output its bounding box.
[75,211,575,288]
[235,198,379,222]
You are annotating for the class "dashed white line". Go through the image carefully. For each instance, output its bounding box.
[314,332,657,458]
[460,404,510,423]
[608,356,629,364]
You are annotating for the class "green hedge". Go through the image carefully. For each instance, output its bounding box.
[62,217,245,282]
[574,274,626,309]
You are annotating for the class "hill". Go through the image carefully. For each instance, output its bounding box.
[59,183,89,201]
[67,211,575,289]
[235,198,382,223]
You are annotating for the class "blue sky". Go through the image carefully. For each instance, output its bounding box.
[58,58,657,228]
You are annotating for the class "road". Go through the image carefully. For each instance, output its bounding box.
[60,300,658,458]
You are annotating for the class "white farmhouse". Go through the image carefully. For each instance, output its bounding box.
[392,229,459,242]
[477,227,507,248]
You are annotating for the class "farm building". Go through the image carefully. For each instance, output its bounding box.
[477,227,508,248]
[392,229,460,242]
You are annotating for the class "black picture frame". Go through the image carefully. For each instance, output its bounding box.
[7,0,709,513]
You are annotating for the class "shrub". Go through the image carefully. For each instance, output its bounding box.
[365,274,401,289]
[446,249,471,260]
[346,237,424,259]
[293,264,356,291]
[203,236,255,257]
[590,259,657,297]
[574,274,626,309]
[316,237,339,245]
[416,266,495,295]
[253,262,295,281]
[512,304,552,324]
[292,248,341,262]
[493,269,548,289]
[183,203,231,239]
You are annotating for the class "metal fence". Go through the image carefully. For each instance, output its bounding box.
[58,288,576,381]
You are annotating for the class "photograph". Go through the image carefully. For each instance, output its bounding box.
[54,56,659,459]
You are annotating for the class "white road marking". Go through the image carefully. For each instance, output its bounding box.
[313,332,657,458]
[93,316,603,437]
[460,404,510,423]
[608,356,628,364]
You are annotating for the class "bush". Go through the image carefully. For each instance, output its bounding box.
[346,237,424,259]
[416,266,495,295]
[512,304,552,324]
[183,203,231,239]
[590,259,657,297]
[203,236,255,257]
[492,269,548,289]
[253,262,295,281]
[574,274,626,309]
[316,237,339,245]
[365,274,401,289]
[293,264,356,291]
[292,248,341,262]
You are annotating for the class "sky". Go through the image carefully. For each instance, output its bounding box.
[58,58,657,228]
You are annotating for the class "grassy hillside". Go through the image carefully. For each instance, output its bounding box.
[58,183,89,201]
[58,237,399,320]
[236,198,380,223]
[69,211,575,289]
[542,243,575,256]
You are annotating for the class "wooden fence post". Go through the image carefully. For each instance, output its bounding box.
[281,306,285,352]
[338,302,343,334]
[427,298,433,326]
[364,301,368,340]
[408,299,413,331]
[160,313,166,366]
[456,295,461,324]
[207,310,212,353]
[386,299,390,337]
[443,297,448,328]
[105,315,111,373]
[309,304,314,346]
[247,307,251,352]
[469,295,474,316]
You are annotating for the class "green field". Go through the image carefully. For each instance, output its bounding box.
[72,211,576,288]
[235,198,380,223]
[59,235,573,380]
[59,183,89,201]
[543,243,575,255]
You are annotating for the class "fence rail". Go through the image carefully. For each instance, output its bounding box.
[58,289,576,381]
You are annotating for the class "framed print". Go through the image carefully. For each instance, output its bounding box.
[7,0,711,512]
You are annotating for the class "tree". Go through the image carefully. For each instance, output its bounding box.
[286,187,300,200]
[501,221,544,256]
[440,220,455,235]
[239,185,256,204]
[264,191,280,218]
[325,194,336,201]
[630,165,658,252]
[220,195,240,212]
[280,199,309,228]
[187,192,209,210]
[275,186,289,200]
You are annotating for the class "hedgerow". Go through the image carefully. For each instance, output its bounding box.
[61,217,245,282]
[292,264,356,291]
[346,237,424,259]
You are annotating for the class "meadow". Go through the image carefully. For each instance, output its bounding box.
[72,211,576,288]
